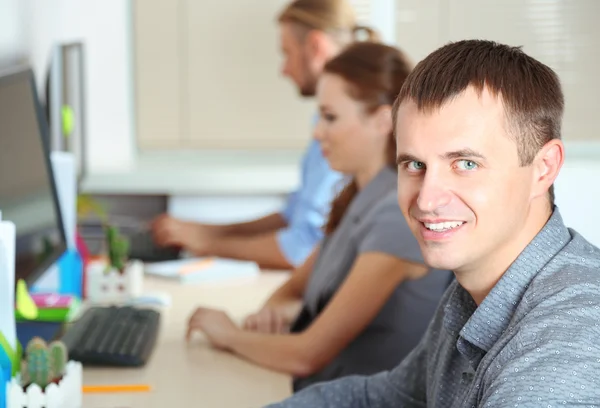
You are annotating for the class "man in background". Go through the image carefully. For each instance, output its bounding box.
[152,0,376,269]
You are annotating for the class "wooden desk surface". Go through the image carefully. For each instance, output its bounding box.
[82,273,292,408]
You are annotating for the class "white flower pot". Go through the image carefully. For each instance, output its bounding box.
[6,361,82,408]
[85,259,144,303]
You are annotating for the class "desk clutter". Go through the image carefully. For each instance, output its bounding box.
[5,337,82,408]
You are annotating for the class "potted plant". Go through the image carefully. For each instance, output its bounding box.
[5,337,82,408]
[78,195,143,303]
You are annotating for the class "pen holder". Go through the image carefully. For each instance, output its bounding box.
[85,259,143,303]
[6,360,82,408]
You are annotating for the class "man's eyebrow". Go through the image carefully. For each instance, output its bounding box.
[443,148,486,160]
[396,153,420,165]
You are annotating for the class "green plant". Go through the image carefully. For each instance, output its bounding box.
[105,224,130,273]
[48,341,68,378]
[22,337,68,389]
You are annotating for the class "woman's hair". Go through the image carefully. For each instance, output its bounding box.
[323,42,413,234]
[278,0,379,45]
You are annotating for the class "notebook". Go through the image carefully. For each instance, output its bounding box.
[143,257,260,284]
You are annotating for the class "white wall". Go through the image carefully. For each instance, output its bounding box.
[11,0,600,249]
[0,0,26,66]
[22,0,135,173]
[554,161,600,247]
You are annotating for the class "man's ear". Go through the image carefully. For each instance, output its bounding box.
[531,139,564,200]
[304,29,328,59]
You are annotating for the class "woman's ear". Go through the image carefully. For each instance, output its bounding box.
[374,105,393,136]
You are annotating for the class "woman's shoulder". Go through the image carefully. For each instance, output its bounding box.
[367,190,406,224]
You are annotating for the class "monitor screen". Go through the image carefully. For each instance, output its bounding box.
[0,67,67,287]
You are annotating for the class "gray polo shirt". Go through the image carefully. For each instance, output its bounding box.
[268,207,600,407]
[290,166,452,392]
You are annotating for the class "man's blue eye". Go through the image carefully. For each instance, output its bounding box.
[407,161,425,171]
[457,160,478,170]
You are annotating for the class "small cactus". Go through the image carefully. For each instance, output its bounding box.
[48,341,68,377]
[24,337,69,389]
[26,342,54,389]
[25,337,46,357]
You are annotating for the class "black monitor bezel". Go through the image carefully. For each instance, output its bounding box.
[0,66,68,287]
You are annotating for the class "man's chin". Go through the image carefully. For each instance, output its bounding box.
[421,249,460,272]
[299,87,315,97]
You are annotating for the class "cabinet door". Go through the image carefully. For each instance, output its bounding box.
[185,0,315,150]
[133,0,183,148]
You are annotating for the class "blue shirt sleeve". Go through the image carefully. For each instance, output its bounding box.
[277,140,343,267]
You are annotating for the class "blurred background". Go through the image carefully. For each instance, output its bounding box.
[1,0,599,243]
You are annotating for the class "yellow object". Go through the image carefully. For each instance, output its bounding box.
[61,105,75,137]
[82,384,151,393]
[15,279,38,320]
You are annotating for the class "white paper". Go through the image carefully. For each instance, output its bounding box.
[144,257,260,283]
[0,220,17,351]
[50,151,76,249]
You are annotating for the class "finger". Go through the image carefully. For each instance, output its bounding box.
[257,310,272,333]
[186,324,194,342]
[243,315,257,331]
[273,311,284,334]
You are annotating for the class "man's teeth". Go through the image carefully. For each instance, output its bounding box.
[424,221,464,231]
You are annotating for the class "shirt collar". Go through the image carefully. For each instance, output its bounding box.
[458,207,571,351]
[346,166,397,221]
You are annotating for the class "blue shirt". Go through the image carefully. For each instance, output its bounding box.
[277,139,343,267]
[267,207,600,407]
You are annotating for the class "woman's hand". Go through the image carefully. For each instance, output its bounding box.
[242,306,293,334]
[186,307,239,350]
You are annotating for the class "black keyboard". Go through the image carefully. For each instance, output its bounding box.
[128,230,181,262]
[61,306,161,367]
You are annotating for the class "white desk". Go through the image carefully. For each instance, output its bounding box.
[82,273,292,408]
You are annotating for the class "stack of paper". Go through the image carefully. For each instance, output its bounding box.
[143,257,260,284]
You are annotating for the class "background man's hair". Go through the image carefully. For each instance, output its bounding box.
[278,0,379,45]
[393,39,564,204]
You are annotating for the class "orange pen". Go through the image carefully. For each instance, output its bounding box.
[82,384,151,393]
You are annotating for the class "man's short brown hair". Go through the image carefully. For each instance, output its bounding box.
[393,39,564,204]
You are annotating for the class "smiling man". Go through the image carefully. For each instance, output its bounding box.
[266,40,600,407]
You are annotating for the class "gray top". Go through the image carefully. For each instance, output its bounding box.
[267,207,600,407]
[290,167,452,391]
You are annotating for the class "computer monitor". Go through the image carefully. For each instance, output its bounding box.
[0,66,67,287]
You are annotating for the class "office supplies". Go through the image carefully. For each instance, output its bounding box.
[15,293,80,322]
[15,279,38,320]
[144,257,260,284]
[125,292,171,307]
[0,211,21,408]
[0,214,17,361]
[82,384,151,393]
[61,306,160,367]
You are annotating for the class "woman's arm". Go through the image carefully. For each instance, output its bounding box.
[243,249,319,333]
[223,252,428,376]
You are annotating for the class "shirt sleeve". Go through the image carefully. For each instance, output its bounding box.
[276,141,344,267]
[280,190,299,223]
[479,286,600,407]
[264,334,429,408]
[357,195,424,264]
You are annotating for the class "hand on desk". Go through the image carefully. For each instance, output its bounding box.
[186,307,239,350]
[243,307,292,334]
[151,214,213,255]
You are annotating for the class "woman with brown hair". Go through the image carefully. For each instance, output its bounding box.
[186,41,452,391]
